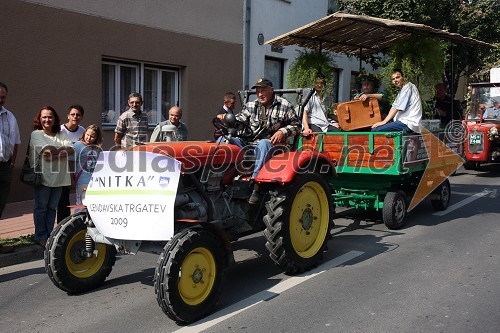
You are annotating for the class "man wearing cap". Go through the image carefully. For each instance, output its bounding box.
[217,78,300,204]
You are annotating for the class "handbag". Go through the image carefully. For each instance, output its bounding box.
[20,140,42,186]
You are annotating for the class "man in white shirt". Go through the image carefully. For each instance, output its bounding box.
[60,104,85,142]
[57,104,85,223]
[0,82,21,218]
[302,73,341,135]
[371,69,422,133]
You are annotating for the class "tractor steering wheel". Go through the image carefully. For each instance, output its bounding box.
[212,115,254,141]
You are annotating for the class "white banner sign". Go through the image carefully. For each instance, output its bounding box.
[83,151,181,240]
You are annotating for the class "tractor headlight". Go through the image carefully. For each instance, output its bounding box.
[488,127,499,141]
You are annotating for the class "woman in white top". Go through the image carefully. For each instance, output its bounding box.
[30,106,74,246]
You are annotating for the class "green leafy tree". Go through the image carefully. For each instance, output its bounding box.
[287,49,337,105]
[380,37,445,116]
[287,49,336,87]
[455,1,500,83]
[337,0,499,94]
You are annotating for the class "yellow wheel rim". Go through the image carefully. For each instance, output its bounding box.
[289,181,329,258]
[65,230,107,278]
[179,247,216,306]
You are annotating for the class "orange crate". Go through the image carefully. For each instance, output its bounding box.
[337,98,382,131]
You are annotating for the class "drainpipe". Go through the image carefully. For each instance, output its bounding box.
[243,0,251,90]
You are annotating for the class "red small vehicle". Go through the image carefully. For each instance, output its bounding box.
[463,82,500,170]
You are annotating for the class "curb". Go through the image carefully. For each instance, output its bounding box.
[0,245,44,268]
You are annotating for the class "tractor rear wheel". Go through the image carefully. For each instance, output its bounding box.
[383,191,407,230]
[431,179,451,211]
[45,212,117,293]
[264,173,333,274]
[155,228,225,324]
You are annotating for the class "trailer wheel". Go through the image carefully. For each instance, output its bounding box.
[431,179,451,211]
[383,191,407,230]
[155,228,225,324]
[264,173,333,274]
[45,213,117,293]
[463,161,479,170]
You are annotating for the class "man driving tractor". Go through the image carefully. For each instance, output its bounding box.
[217,78,300,204]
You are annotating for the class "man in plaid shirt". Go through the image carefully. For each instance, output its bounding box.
[218,78,300,204]
[114,93,149,149]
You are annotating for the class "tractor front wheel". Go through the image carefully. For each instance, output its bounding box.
[155,228,225,324]
[45,212,117,293]
[264,173,333,274]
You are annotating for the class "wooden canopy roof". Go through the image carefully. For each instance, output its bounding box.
[266,12,494,55]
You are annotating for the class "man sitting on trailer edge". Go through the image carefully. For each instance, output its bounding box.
[217,78,300,204]
[371,69,422,133]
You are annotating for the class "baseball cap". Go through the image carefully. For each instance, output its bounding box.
[252,78,273,89]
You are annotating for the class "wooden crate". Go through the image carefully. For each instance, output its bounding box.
[336,98,382,131]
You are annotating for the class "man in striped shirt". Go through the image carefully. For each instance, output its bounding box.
[114,93,148,149]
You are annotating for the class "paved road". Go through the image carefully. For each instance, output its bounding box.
[1,166,499,333]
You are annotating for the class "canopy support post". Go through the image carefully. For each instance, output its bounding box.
[359,48,363,72]
[451,45,455,119]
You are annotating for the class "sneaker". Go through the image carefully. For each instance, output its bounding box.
[248,190,260,204]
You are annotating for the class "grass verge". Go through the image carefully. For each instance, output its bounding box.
[0,234,37,253]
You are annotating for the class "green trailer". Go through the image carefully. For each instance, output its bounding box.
[298,131,452,229]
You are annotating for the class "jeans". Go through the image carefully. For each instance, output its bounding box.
[0,163,13,218]
[252,139,273,178]
[371,120,411,133]
[217,136,281,179]
[57,186,71,223]
[310,124,342,132]
[34,185,62,242]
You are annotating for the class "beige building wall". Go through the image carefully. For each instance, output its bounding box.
[22,0,243,44]
[2,0,243,202]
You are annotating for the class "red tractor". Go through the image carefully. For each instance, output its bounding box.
[463,82,500,170]
[44,89,336,323]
